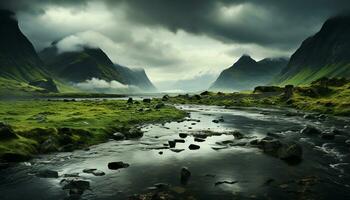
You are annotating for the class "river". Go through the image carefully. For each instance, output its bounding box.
[0,104,349,200]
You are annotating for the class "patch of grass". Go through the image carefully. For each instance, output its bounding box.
[0,99,186,161]
[168,80,350,116]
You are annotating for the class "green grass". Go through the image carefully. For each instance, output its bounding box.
[168,81,350,116]
[0,99,186,161]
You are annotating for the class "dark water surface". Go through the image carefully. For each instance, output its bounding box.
[1,105,350,200]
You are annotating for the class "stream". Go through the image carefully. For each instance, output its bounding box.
[0,104,350,200]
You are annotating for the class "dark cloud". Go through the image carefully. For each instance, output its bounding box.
[114,0,350,49]
[1,0,349,49]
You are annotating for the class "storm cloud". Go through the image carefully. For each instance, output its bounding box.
[1,0,349,89]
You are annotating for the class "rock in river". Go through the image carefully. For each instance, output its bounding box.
[36,169,59,178]
[108,161,130,170]
[188,144,200,150]
[168,140,176,148]
[300,126,321,135]
[278,142,303,161]
[112,132,126,140]
[180,167,191,185]
[179,133,188,138]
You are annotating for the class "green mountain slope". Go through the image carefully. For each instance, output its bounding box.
[211,55,288,91]
[40,43,156,91]
[276,15,350,85]
[0,10,49,82]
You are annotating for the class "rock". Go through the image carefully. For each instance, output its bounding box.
[142,98,151,103]
[158,151,163,155]
[194,138,205,142]
[63,173,80,178]
[36,169,59,178]
[108,161,130,170]
[188,144,200,150]
[214,180,238,186]
[321,131,336,140]
[174,139,185,143]
[82,168,97,174]
[232,131,244,139]
[278,143,303,161]
[62,179,90,191]
[249,139,259,145]
[168,140,176,148]
[212,120,219,123]
[40,137,58,153]
[170,149,185,153]
[112,132,125,140]
[180,167,191,185]
[300,126,321,135]
[162,95,170,101]
[127,97,133,104]
[258,139,282,156]
[155,103,165,109]
[179,133,188,138]
[127,128,144,138]
[92,170,105,176]
[0,122,18,140]
[345,139,350,146]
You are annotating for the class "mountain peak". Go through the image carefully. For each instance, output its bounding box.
[235,54,256,66]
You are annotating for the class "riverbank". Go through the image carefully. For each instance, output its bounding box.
[0,99,186,162]
[167,78,350,116]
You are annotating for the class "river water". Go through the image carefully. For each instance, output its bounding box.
[0,105,349,200]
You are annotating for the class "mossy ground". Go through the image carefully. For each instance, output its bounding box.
[0,99,186,161]
[168,82,350,116]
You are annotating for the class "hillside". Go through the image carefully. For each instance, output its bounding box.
[210,55,288,91]
[0,10,49,82]
[40,43,156,91]
[277,15,350,85]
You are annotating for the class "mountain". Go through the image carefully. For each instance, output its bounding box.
[0,10,49,82]
[39,43,156,91]
[276,14,350,85]
[210,55,288,91]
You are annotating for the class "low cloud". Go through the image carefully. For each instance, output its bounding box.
[56,35,96,53]
[75,78,129,92]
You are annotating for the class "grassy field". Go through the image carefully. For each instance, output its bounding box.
[168,79,350,116]
[0,99,186,162]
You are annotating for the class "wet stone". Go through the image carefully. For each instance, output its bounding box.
[179,133,188,138]
[180,167,191,185]
[108,161,130,170]
[188,144,200,150]
[36,169,59,178]
[168,141,176,148]
[194,138,205,142]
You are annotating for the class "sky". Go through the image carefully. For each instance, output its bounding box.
[1,0,349,91]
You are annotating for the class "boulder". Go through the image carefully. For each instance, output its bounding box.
[162,95,170,101]
[188,144,200,150]
[232,131,244,139]
[40,137,58,153]
[300,126,322,135]
[36,169,59,178]
[92,170,105,176]
[108,161,130,170]
[258,139,282,156]
[155,103,165,109]
[212,120,219,123]
[127,98,133,104]
[180,167,191,185]
[321,131,336,140]
[174,139,185,143]
[0,122,18,140]
[179,133,188,138]
[278,143,303,161]
[127,128,144,138]
[168,140,176,148]
[112,132,125,140]
[143,98,151,103]
[194,138,205,142]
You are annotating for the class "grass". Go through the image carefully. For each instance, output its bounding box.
[168,79,350,116]
[0,99,186,161]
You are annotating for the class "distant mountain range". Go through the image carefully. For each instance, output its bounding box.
[276,14,350,85]
[0,9,156,94]
[210,55,288,91]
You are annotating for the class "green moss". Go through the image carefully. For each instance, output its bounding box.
[0,99,186,161]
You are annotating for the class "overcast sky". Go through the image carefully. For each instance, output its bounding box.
[1,0,349,90]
